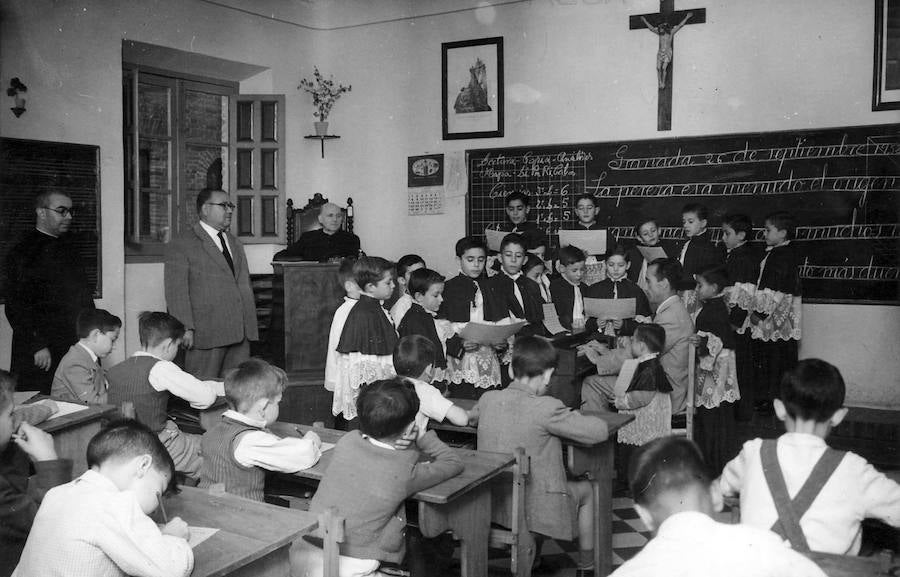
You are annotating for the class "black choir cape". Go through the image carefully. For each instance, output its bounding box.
[677,229,724,288]
[585,277,651,336]
[438,274,507,360]
[725,242,761,325]
[273,229,360,262]
[548,276,597,333]
[336,294,397,355]
[489,272,545,326]
[627,357,671,394]
[625,238,677,284]
[695,296,736,352]
[398,302,447,369]
[758,243,802,296]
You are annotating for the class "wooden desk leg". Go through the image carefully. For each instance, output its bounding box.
[418,487,491,577]
[589,440,614,577]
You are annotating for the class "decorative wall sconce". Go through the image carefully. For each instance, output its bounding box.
[7,77,27,117]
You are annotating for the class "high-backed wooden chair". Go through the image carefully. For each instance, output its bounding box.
[489,448,535,577]
[286,194,355,245]
[671,343,696,440]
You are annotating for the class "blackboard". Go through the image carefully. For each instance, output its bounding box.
[0,138,101,302]
[466,124,900,304]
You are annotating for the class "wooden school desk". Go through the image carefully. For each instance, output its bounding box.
[269,422,515,577]
[163,485,318,577]
[36,400,117,475]
[805,550,898,577]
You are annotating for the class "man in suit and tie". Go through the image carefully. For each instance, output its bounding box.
[164,188,258,379]
[643,258,694,413]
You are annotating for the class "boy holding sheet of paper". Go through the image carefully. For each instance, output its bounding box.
[585,245,652,337]
[549,245,595,333]
[560,193,617,285]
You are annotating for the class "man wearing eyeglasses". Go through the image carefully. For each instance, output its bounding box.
[164,188,258,379]
[4,192,95,394]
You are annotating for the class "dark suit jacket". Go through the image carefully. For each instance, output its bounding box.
[273,229,360,262]
[164,223,258,349]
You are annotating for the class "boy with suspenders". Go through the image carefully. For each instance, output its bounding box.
[717,359,900,554]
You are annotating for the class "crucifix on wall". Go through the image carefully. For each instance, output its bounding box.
[630,0,706,131]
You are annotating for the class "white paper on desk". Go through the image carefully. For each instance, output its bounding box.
[187,527,219,548]
[320,442,335,453]
[614,359,640,397]
[459,321,527,345]
[584,298,636,320]
[636,245,667,261]
[484,228,506,252]
[542,304,568,336]
[558,230,607,256]
[13,391,39,405]
[46,401,90,420]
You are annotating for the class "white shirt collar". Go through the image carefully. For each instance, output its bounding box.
[636,352,660,363]
[362,434,397,451]
[133,350,165,361]
[504,270,522,281]
[222,409,267,429]
[656,294,680,314]
[199,219,222,241]
[77,341,99,363]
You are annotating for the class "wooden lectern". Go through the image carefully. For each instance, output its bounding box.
[269,261,345,377]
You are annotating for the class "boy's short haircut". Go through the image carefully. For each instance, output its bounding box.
[357,377,420,439]
[633,323,665,354]
[87,419,177,490]
[407,268,445,299]
[397,254,426,279]
[634,218,659,235]
[224,358,287,413]
[574,193,597,207]
[353,256,395,290]
[500,233,526,253]
[511,335,558,378]
[0,370,15,413]
[505,191,531,207]
[765,211,797,240]
[138,311,186,348]
[557,245,587,266]
[696,266,730,291]
[628,436,710,507]
[455,236,487,257]
[338,257,358,285]
[76,308,122,339]
[647,258,683,287]
[523,254,545,275]
[393,335,436,378]
[603,244,631,263]
[682,203,709,221]
[779,358,845,422]
[722,213,753,237]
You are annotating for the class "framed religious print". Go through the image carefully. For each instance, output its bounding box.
[873,0,900,110]
[442,36,504,140]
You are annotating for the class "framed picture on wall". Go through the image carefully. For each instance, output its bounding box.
[442,36,504,140]
[873,0,900,110]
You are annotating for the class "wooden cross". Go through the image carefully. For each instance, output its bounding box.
[630,0,706,131]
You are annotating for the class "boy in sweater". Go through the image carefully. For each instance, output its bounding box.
[296,378,463,577]
[199,359,321,501]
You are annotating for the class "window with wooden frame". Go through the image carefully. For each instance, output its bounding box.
[123,67,285,260]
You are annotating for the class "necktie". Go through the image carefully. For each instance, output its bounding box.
[218,231,235,275]
[613,280,619,299]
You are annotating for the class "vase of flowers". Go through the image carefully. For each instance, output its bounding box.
[299,67,351,135]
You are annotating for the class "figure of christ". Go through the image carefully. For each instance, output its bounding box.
[641,12,693,89]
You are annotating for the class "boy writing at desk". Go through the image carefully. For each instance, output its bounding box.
[0,370,72,576]
[51,308,121,404]
[199,358,322,501]
[296,378,464,577]
[14,419,193,577]
[472,335,610,577]
[717,359,900,555]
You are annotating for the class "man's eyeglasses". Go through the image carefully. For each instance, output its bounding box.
[205,202,236,210]
[44,206,74,217]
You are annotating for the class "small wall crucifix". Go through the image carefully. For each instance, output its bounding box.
[630,0,706,131]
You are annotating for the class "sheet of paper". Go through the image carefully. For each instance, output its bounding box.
[558,230,608,255]
[614,359,640,397]
[187,527,219,549]
[13,391,39,405]
[459,321,528,345]
[46,401,90,420]
[583,297,636,320]
[320,442,335,453]
[484,228,506,252]
[636,245,667,261]
[542,303,568,335]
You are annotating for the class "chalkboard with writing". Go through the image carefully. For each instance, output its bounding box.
[0,138,101,302]
[466,124,900,304]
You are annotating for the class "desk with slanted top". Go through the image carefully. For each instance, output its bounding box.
[35,399,117,475]
[162,485,319,577]
[269,422,514,577]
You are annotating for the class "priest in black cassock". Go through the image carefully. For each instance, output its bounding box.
[4,191,95,394]
[274,202,360,262]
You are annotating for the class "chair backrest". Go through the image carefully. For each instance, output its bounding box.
[671,342,696,440]
[488,447,536,576]
[286,194,355,244]
[319,507,345,577]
